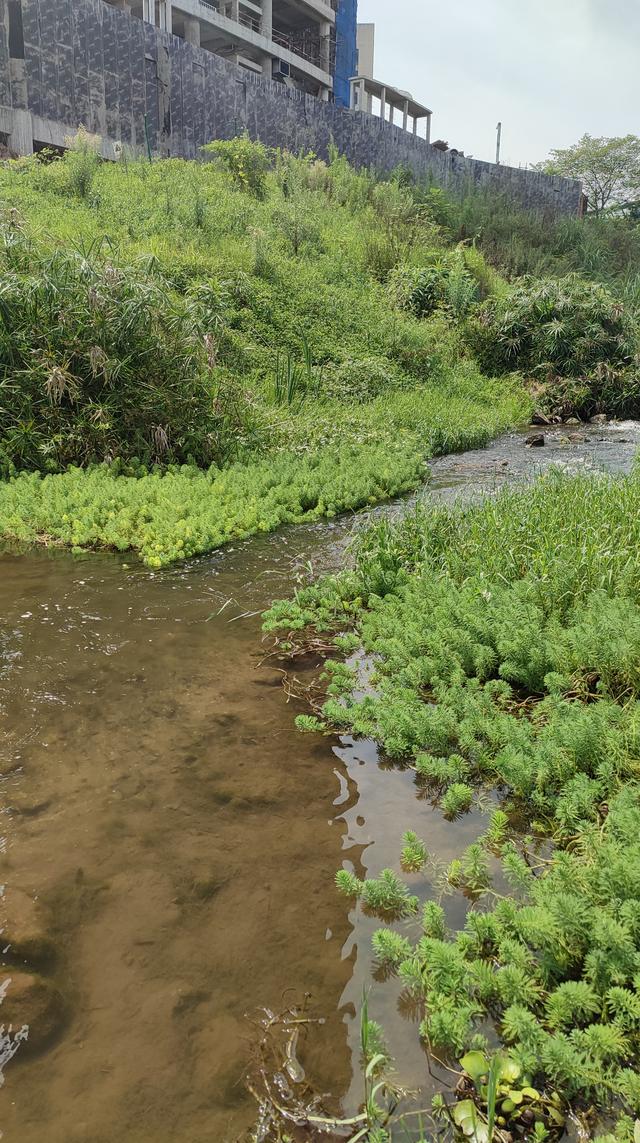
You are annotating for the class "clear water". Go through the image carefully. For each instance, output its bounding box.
[1,422,638,1141]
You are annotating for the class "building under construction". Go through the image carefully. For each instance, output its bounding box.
[102,0,357,105]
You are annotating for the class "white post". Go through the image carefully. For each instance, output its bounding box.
[412,116,418,135]
[402,99,409,132]
[379,86,386,122]
[159,0,172,31]
[426,112,432,143]
[142,0,154,23]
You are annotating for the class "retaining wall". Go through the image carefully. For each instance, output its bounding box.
[0,0,583,216]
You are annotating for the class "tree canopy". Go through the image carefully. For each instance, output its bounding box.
[537,133,640,216]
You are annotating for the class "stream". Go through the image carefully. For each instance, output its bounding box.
[1,422,639,1142]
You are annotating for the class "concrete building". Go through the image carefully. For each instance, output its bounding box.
[103,0,348,102]
[350,21,432,140]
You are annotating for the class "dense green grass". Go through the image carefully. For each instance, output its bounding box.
[426,183,640,294]
[0,142,531,561]
[265,469,640,1132]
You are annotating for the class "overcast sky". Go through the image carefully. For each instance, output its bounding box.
[357,0,640,167]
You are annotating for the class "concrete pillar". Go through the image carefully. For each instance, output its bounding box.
[387,101,393,124]
[9,108,33,156]
[184,15,200,45]
[426,112,432,144]
[262,54,272,78]
[229,0,239,19]
[159,0,172,32]
[379,86,385,122]
[319,19,331,73]
[142,0,154,22]
[366,91,373,113]
[402,100,409,132]
[412,116,418,135]
[261,0,272,41]
[9,58,28,111]
[359,78,366,111]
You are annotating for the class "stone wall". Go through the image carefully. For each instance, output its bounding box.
[0,0,583,217]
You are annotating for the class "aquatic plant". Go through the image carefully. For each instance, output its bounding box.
[265,467,640,1128]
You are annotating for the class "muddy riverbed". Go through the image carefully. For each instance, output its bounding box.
[1,422,638,1142]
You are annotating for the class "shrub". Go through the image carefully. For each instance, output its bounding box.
[389,263,450,318]
[466,274,640,416]
[389,254,478,320]
[0,234,252,471]
[270,200,323,256]
[202,134,272,198]
[62,126,102,199]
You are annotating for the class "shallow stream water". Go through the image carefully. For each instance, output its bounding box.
[1,422,639,1142]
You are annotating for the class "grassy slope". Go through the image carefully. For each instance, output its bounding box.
[0,150,529,564]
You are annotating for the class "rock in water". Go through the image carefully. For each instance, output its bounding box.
[564,417,582,425]
[590,413,608,424]
[531,411,551,425]
[0,887,56,965]
[0,971,66,1055]
[525,433,545,448]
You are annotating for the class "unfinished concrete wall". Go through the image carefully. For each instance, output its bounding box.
[0,0,583,217]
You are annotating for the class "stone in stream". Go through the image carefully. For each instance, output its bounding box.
[0,887,57,965]
[0,971,66,1055]
[590,413,608,424]
[525,433,545,448]
[564,417,582,425]
[531,411,551,425]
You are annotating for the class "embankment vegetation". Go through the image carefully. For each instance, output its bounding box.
[0,134,528,563]
[1,132,640,564]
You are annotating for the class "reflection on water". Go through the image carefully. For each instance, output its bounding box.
[0,423,638,1141]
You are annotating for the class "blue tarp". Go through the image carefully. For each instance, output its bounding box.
[333,0,357,109]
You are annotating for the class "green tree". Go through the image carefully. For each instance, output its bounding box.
[536,133,640,216]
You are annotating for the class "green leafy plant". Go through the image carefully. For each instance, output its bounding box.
[455,1050,565,1141]
[266,466,640,1130]
[336,867,419,918]
[202,133,272,198]
[401,830,428,872]
[467,274,639,417]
